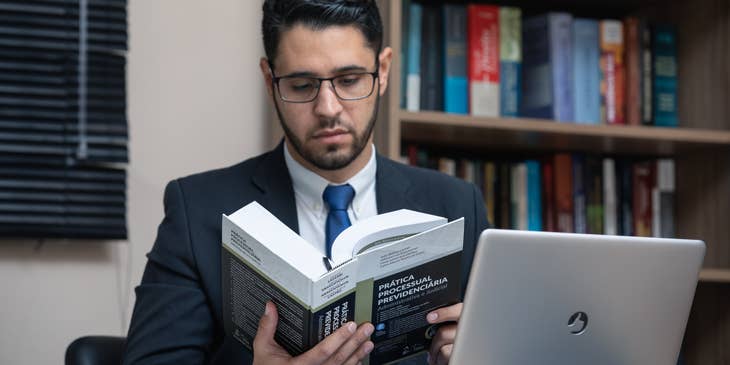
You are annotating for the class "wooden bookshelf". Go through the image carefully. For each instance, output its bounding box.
[377,0,730,364]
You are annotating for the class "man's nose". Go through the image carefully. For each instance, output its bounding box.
[313,81,344,118]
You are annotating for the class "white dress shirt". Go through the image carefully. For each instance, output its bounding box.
[283,143,378,256]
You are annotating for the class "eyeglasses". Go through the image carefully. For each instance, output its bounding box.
[271,69,379,103]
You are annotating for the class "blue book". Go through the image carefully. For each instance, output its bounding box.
[405,2,422,111]
[499,7,521,117]
[653,25,679,127]
[572,18,601,124]
[443,4,468,114]
[521,13,574,121]
[526,160,542,231]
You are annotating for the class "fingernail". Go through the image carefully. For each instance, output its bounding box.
[427,312,438,322]
[364,324,374,336]
[363,341,374,354]
[264,302,271,316]
[347,321,357,334]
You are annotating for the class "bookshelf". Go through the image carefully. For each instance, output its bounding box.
[376,0,730,363]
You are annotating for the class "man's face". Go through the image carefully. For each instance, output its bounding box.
[262,25,390,171]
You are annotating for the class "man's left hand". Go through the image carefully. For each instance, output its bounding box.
[426,302,462,365]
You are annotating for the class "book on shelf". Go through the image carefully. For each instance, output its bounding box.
[405,1,422,112]
[554,153,574,232]
[526,160,542,231]
[572,154,587,234]
[222,201,463,364]
[499,6,521,118]
[641,20,654,126]
[600,19,625,125]
[399,0,411,109]
[510,162,527,230]
[633,161,654,237]
[624,17,642,126]
[585,156,604,234]
[521,12,574,122]
[653,159,675,238]
[443,4,468,114]
[420,4,443,111]
[467,4,500,117]
[572,18,601,124]
[653,25,679,127]
[603,158,618,235]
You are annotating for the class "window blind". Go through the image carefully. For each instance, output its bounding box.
[0,0,128,239]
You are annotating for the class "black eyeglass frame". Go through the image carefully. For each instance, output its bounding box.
[268,61,380,103]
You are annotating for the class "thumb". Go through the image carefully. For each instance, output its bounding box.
[253,301,278,350]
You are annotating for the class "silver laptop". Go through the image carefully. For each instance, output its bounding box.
[450,229,705,365]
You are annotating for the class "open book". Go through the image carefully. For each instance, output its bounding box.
[222,201,464,365]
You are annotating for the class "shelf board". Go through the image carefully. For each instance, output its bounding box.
[699,269,730,283]
[399,111,730,156]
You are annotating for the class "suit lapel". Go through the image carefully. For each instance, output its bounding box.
[376,155,422,214]
[251,142,300,233]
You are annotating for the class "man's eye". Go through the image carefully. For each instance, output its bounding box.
[290,81,314,91]
[336,75,363,87]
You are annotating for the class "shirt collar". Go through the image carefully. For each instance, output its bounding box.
[283,143,377,218]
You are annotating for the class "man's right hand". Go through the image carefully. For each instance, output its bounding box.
[253,301,375,365]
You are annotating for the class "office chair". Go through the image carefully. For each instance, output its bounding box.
[65,336,126,365]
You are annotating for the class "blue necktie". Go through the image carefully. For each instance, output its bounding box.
[323,184,355,259]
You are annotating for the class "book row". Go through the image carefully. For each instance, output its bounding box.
[401,1,678,126]
[404,146,674,238]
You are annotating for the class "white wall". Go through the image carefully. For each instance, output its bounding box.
[0,1,267,364]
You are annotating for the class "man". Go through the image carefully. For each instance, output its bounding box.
[123,1,488,364]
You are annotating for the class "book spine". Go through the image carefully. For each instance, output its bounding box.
[600,20,626,125]
[484,161,497,227]
[550,13,574,122]
[572,154,587,233]
[520,15,552,119]
[511,162,527,230]
[542,157,557,232]
[618,159,634,236]
[653,25,679,127]
[572,18,601,124]
[633,161,654,237]
[653,159,675,237]
[499,7,521,117]
[624,17,642,126]
[443,4,468,114]
[406,2,422,112]
[585,156,604,234]
[420,4,444,111]
[400,0,411,109]
[498,162,512,229]
[438,157,456,176]
[526,160,542,231]
[603,158,617,235]
[554,154,574,232]
[468,4,500,117]
[641,21,653,125]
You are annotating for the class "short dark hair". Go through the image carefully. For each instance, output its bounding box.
[262,0,383,66]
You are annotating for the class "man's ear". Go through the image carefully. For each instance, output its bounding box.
[377,47,393,97]
[260,57,274,98]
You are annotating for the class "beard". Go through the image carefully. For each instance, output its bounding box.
[274,94,379,171]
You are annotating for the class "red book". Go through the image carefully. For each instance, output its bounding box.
[467,5,500,117]
[632,161,654,237]
[553,154,574,232]
[600,20,625,124]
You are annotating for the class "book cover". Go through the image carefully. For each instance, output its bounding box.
[526,160,542,231]
[222,202,463,364]
[573,18,601,124]
[499,7,521,117]
[600,20,625,125]
[554,153,573,232]
[653,25,679,127]
[443,4,468,114]
[467,4,500,117]
[521,13,573,121]
[420,4,444,111]
[405,1,422,112]
[624,17,642,126]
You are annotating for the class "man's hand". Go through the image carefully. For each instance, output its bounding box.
[253,301,375,365]
[426,302,462,365]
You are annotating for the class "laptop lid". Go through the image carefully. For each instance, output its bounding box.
[451,229,705,365]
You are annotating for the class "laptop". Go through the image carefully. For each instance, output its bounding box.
[450,229,705,365]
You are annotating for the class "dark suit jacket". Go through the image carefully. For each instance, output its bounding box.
[123,144,489,364]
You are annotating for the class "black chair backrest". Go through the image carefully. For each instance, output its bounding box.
[65,336,126,365]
